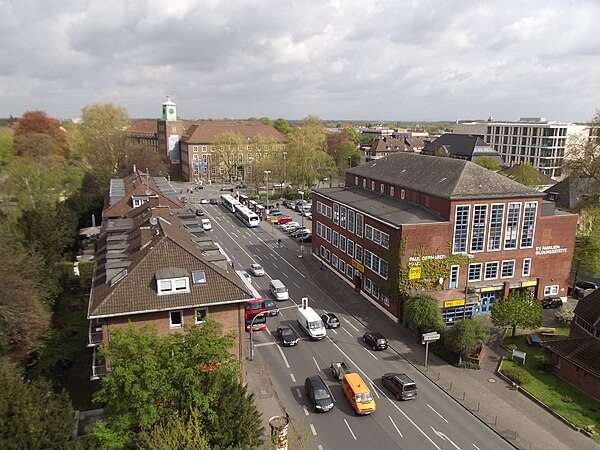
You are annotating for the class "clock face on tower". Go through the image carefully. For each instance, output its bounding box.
[169,108,174,114]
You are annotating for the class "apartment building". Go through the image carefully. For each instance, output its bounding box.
[453,118,587,179]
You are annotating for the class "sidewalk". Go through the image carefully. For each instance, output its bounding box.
[299,251,598,450]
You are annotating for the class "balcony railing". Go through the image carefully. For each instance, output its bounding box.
[88,321,103,347]
[90,348,107,381]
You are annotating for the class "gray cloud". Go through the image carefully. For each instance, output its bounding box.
[0,0,598,122]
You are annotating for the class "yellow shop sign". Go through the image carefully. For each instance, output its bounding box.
[444,299,465,308]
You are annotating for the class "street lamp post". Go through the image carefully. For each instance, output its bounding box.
[349,155,352,168]
[283,152,288,185]
[264,170,271,215]
[249,312,266,361]
[298,190,305,230]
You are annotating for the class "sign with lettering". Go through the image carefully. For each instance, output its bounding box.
[409,267,422,279]
[408,254,447,267]
[535,245,567,256]
[444,299,465,308]
[351,260,365,273]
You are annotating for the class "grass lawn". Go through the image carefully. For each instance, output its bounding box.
[501,332,600,439]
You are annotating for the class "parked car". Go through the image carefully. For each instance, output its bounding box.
[277,216,293,225]
[277,325,299,346]
[265,298,279,316]
[541,297,564,309]
[235,183,247,189]
[382,373,418,400]
[363,332,388,350]
[249,263,265,276]
[220,186,233,191]
[200,198,208,204]
[299,234,312,243]
[304,375,334,412]
[286,201,296,209]
[321,313,340,329]
[573,281,599,298]
[240,270,251,284]
[195,184,204,190]
[195,207,205,217]
[281,221,300,231]
[290,228,311,238]
[209,198,219,205]
[200,218,212,231]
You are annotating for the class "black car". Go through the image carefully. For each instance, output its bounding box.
[541,297,564,309]
[276,325,299,346]
[209,198,219,205]
[321,313,340,329]
[235,183,247,189]
[382,373,418,400]
[363,332,388,350]
[195,208,205,217]
[304,375,334,412]
[265,298,279,316]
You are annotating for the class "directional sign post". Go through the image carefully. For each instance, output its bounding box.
[421,332,441,370]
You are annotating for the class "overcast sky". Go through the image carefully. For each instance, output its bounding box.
[2,0,599,123]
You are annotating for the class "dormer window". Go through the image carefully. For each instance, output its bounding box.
[156,267,190,295]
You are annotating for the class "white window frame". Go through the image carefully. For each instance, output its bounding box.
[522,258,531,277]
[450,265,459,288]
[468,263,483,282]
[158,277,190,295]
[452,205,470,254]
[501,260,515,279]
[195,308,208,324]
[544,285,559,296]
[484,261,499,280]
[170,310,183,328]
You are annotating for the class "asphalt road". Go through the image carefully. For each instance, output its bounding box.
[190,184,513,450]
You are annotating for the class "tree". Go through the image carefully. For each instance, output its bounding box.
[444,318,489,364]
[273,118,293,135]
[0,127,14,167]
[572,207,600,284]
[212,131,246,181]
[0,363,75,449]
[404,294,445,333]
[513,163,540,187]
[91,320,263,449]
[491,290,542,337]
[0,229,53,356]
[12,110,68,160]
[563,110,600,202]
[474,156,500,171]
[136,408,213,450]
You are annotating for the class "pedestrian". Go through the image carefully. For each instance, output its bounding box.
[278,238,282,247]
[231,261,235,269]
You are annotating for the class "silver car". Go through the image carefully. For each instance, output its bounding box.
[249,263,265,276]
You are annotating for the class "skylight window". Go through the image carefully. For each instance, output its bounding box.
[192,271,207,284]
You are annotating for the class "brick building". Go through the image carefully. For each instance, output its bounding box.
[87,194,252,380]
[311,152,577,324]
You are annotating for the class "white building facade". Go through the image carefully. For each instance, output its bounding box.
[454,118,587,179]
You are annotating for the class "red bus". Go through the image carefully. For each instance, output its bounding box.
[245,298,267,331]
[238,270,268,332]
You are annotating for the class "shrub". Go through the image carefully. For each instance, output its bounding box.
[78,261,96,284]
[505,343,518,359]
[555,303,575,326]
[501,366,531,385]
[431,341,459,365]
[458,361,481,370]
[534,352,552,371]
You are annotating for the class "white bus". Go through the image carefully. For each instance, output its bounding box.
[221,194,240,213]
[234,204,260,228]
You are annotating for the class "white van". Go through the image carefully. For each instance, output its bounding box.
[269,279,289,301]
[297,306,326,340]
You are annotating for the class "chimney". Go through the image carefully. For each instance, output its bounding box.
[140,226,153,246]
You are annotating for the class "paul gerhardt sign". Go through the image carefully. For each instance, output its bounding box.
[535,245,567,256]
[408,254,446,267]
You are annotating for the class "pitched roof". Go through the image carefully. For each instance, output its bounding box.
[422,133,504,164]
[182,120,286,144]
[543,337,600,378]
[102,170,182,219]
[131,119,158,135]
[89,208,252,318]
[348,152,539,201]
[544,176,595,210]
[573,289,600,327]
[367,138,411,156]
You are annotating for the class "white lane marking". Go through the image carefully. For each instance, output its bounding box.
[427,404,449,423]
[318,446,324,450]
[343,419,357,440]
[290,373,296,383]
[371,382,380,398]
[255,255,262,261]
[430,426,461,449]
[282,272,289,278]
[296,388,302,398]
[342,317,360,332]
[472,445,481,450]
[303,406,309,416]
[330,328,338,335]
[273,262,279,268]
[326,336,441,450]
[364,348,378,360]
[310,424,317,436]
[313,357,320,371]
[294,282,301,288]
[255,342,277,347]
[389,415,403,438]
[276,345,290,369]
[278,254,307,278]
[342,327,353,337]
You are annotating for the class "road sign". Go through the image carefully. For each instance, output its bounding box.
[421,332,441,343]
[409,267,421,279]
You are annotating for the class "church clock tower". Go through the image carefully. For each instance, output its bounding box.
[161,95,177,121]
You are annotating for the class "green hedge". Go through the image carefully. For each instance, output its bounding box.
[501,366,532,385]
[78,261,95,283]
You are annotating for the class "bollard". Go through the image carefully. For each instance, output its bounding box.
[462,391,466,401]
